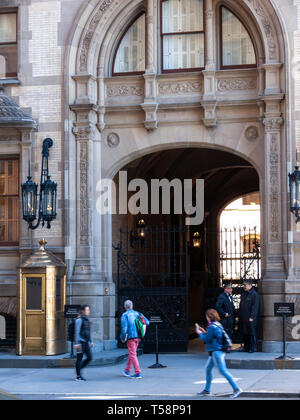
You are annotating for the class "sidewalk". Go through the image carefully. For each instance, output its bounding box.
[0,354,299,400]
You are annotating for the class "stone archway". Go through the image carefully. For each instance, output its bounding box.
[66,0,291,351]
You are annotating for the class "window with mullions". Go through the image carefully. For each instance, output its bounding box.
[0,12,17,79]
[221,7,256,69]
[113,14,146,75]
[0,159,19,246]
[161,0,205,72]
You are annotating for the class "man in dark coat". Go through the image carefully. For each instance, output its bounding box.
[239,281,260,353]
[216,284,235,339]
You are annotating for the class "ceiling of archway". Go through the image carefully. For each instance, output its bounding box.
[122,148,259,212]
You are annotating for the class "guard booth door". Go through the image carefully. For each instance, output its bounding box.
[22,274,46,355]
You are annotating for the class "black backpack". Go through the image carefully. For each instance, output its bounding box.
[214,322,232,353]
[68,319,76,342]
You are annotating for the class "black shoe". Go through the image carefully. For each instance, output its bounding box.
[238,348,248,353]
[75,376,86,382]
[197,390,212,397]
[248,350,255,354]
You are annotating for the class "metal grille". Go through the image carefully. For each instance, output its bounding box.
[114,225,189,353]
[220,226,261,309]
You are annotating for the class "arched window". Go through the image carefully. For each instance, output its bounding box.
[221,7,256,69]
[0,315,5,340]
[113,14,146,76]
[161,0,205,72]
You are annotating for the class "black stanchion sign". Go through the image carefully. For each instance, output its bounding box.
[274,303,295,361]
[64,305,81,360]
[64,305,81,319]
[148,315,167,369]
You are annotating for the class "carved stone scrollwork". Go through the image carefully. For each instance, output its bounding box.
[79,141,89,245]
[72,125,95,246]
[245,0,278,61]
[106,85,144,97]
[263,117,284,132]
[158,81,202,96]
[263,116,283,243]
[79,0,116,72]
[218,78,257,92]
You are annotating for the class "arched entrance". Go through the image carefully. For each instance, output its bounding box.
[110,147,260,351]
[65,0,293,352]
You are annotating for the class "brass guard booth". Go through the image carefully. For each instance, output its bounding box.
[17,240,67,356]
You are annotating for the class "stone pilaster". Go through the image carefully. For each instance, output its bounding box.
[261,96,288,352]
[141,0,158,131]
[201,0,217,127]
[69,103,117,351]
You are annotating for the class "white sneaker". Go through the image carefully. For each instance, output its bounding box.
[229,389,243,399]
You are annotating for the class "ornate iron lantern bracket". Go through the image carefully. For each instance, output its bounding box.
[289,165,300,224]
[21,138,57,230]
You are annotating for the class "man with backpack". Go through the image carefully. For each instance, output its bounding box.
[74,305,94,381]
[196,309,242,399]
[120,300,149,379]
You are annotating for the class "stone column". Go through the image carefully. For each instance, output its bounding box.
[261,95,286,352]
[201,0,217,127]
[70,102,117,352]
[141,0,158,131]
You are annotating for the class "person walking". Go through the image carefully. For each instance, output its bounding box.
[239,280,260,353]
[74,305,94,381]
[196,309,242,399]
[216,284,235,339]
[121,300,149,379]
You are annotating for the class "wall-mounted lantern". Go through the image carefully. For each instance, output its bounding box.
[131,218,147,248]
[21,138,57,230]
[193,232,201,248]
[289,164,300,224]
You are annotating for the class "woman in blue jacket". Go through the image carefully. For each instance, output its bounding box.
[196,309,242,399]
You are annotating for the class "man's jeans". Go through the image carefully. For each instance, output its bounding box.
[76,342,93,377]
[125,339,141,375]
[205,351,239,392]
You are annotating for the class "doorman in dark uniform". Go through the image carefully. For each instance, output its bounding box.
[239,280,260,353]
[216,284,235,339]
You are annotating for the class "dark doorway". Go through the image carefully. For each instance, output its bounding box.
[113,147,260,352]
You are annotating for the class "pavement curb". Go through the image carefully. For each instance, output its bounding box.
[226,358,300,370]
[240,391,300,399]
[0,349,141,369]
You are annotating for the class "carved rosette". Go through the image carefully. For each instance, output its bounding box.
[263,117,284,242]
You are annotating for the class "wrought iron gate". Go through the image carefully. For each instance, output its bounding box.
[114,225,189,353]
[219,226,261,343]
[220,225,261,307]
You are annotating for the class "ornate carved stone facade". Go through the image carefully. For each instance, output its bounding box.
[0,0,299,353]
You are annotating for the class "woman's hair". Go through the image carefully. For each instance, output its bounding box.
[206,309,221,322]
[80,305,90,313]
